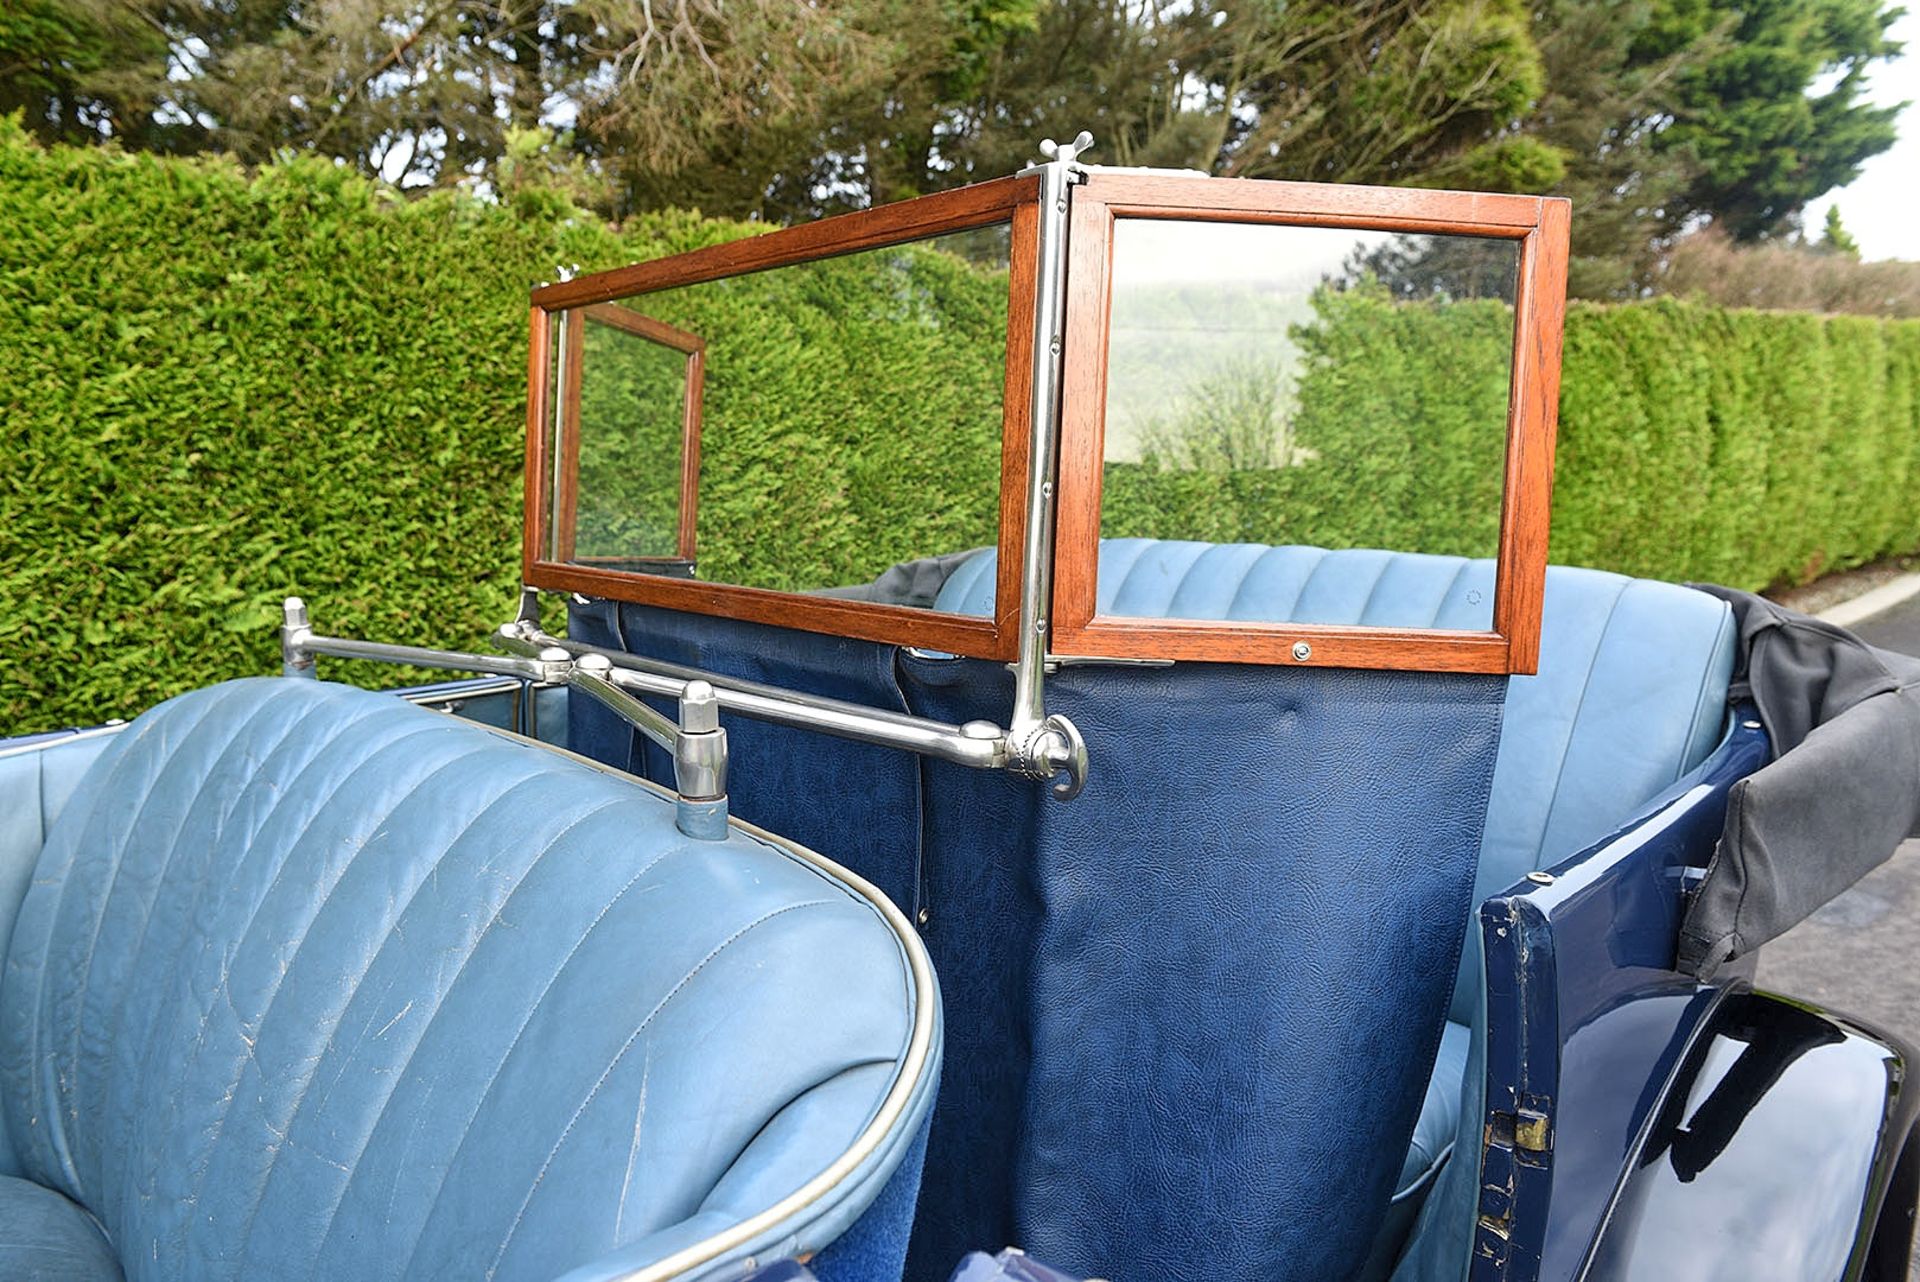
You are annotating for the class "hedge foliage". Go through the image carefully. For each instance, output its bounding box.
[571,234,1007,593]
[1105,289,1920,593]
[5,120,1920,732]
[1106,287,1515,558]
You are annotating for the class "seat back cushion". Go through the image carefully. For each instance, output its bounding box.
[936,539,1737,1020]
[0,677,935,1282]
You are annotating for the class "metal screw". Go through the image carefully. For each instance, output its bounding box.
[1291,641,1312,662]
[1049,335,1062,354]
[1041,480,1054,498]
[916,907,931,927]
[1036,619,1049,634]
[1526,870,1556,886]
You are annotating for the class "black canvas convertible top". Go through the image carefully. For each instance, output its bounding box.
[1680,586,1920,978]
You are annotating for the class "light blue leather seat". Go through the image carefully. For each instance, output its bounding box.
[935,539,1735,1236]
[0,677,938,1282]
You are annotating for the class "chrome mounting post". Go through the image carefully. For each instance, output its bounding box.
[495,618,731,839]
[280,596,731,841]
[1007,129,1096,802]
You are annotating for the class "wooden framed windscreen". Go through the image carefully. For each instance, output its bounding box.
[522,175,1043,660]
[1051,172,1570,674]
[550,303,705,565]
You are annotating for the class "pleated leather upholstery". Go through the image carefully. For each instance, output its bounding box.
[0,677,936,1282]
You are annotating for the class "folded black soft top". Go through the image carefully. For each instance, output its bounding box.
[1679,585,1920,978]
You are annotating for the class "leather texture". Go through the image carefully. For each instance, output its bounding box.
[936,540,1737,1252]
[0,678,937,1282]
[0,1175,122,1281]
[0,729,124,1179]
[574,599,1507,1282]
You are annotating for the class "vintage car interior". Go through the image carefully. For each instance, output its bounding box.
[2,131,1914,1282]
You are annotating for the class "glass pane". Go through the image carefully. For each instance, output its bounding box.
[570,307,696,567]
[554,223,1011,611]
[1101,219,1519,606]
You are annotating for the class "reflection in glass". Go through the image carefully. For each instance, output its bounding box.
[550,223,1011,610]
[572,306,698,568]
[1102,219,1519,565]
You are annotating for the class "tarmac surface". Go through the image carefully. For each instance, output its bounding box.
[1750,589,1920,1279]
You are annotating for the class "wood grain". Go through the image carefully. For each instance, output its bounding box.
[1057,618,1515,673]
[582,301,705,354]
[1051,193,1116,641]
[519,304,551,581]
[679,346,704,561]
[1048,177,1569,674]
[991,197,1042,636]
[526,559,1010,659]
[521,179,1045,661]
[553,309,586,563]
[1491,196,1571,675]
[1083,171,1546,237]
[531,175,1041,310]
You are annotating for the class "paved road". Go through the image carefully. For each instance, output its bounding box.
[1752,591,1920,1278]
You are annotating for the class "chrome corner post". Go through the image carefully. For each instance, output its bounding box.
[281,597,316,678]
[502,615,732,841]
[672,680,729,840]
[1009,131,1094,802]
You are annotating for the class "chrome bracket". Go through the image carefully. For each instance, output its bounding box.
[1006,714,1090,802]
[283,597,732,841]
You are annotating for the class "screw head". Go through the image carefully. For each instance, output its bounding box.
[1291,641,1312,662]
[1526,870,1556,886]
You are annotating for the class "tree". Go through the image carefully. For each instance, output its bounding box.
[920,0,1565,194]
[1522,0,1724,298]
[1818,204,1862,257]
[1657,0,1905,241]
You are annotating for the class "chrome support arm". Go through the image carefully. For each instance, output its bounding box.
[1001,129,1097,802]
[282,598,730,840]
[500,618,1009,771]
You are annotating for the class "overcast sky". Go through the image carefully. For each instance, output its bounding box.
[1807,7,1918,261]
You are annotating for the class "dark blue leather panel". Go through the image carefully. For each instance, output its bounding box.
[0,1175,122,1280]
[577,602,1506,1282]
[935,543,1736,991]
[3,678,935,1282]
[935,539,1738,1259]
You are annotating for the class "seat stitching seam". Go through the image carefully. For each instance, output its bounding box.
[484,899,839,1279]
[1355,555,1394,627]
[174,720,476,1243]
[292,790,644,1274]
[1673,606,1737,785]
[394,838,720,1279]
[231,766,619,1274]
[1434,558,1474,630]
[94,692,336,1214]
[107,698,404,1226]
[1535,579,1634,860]
[38,682,270,1197]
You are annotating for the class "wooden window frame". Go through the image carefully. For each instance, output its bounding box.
[553,303,706,565]
[522,174,1043,660]
[1050,172,1570,675]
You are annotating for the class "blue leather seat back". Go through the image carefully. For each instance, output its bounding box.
[936,538,1735,1019]
[0,678,937,1282]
